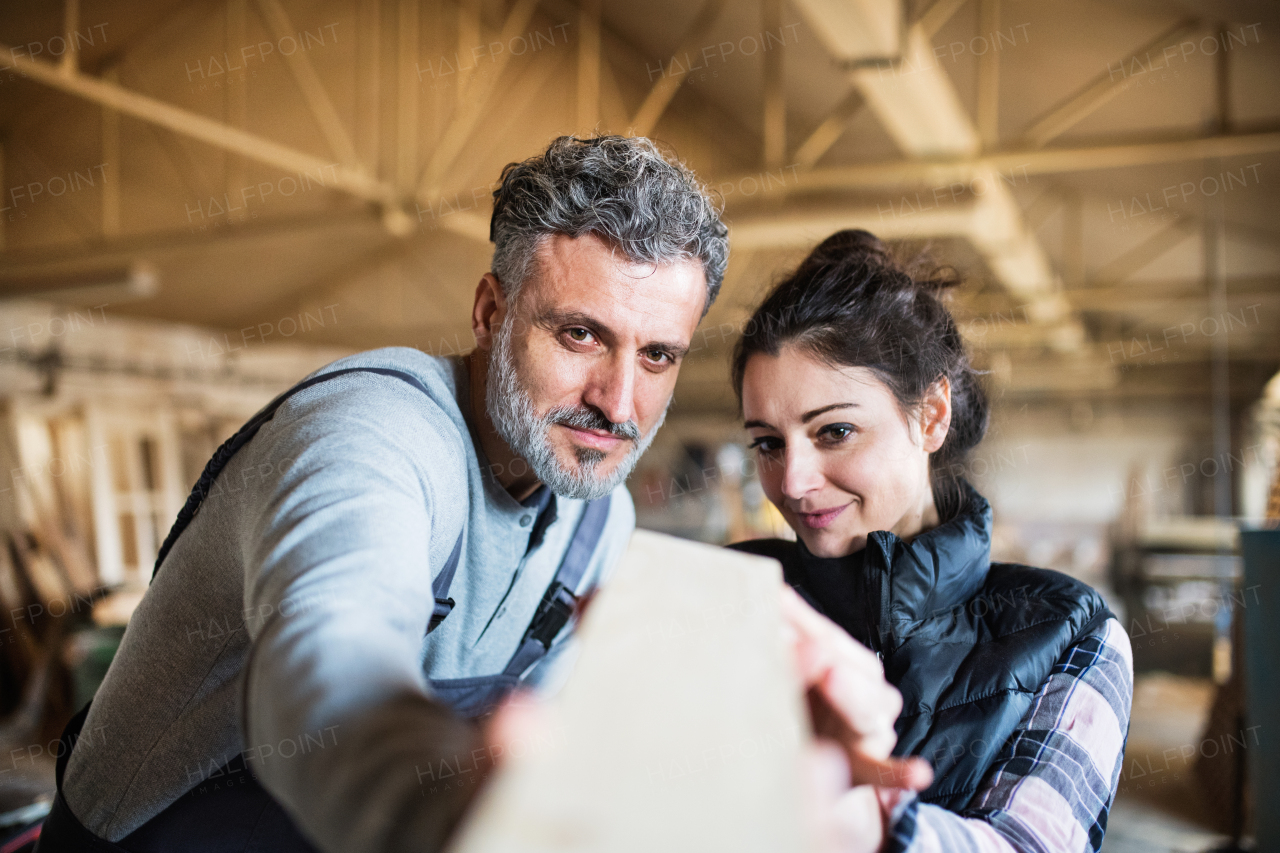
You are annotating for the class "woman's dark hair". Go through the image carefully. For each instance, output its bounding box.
[731,229,988,521]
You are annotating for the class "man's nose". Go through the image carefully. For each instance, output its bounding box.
[581,353,637,428]
[779,444,824,500]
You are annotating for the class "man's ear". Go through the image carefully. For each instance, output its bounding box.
[921,376,952,454]
[472,273,508,352]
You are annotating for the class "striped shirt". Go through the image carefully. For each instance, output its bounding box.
[885,617,1133,853]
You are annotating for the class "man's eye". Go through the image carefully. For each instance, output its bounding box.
[644,349,670,364]
[566,328,593,343]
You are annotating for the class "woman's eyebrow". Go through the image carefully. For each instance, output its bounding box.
[743,419,774,430]
[801,403,858,423]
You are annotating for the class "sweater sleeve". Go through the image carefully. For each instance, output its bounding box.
[884,618,1134,853]
[238,373,484,853]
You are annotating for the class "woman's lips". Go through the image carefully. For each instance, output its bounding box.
[562,424,624,451]
[794,503,851,529]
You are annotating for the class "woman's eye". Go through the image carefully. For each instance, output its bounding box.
[820,424,855,442]
[748,437,782,454]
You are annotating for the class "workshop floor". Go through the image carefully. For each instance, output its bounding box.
[1103,674,1236,853]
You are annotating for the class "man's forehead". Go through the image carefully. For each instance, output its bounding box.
[525,234,706,335]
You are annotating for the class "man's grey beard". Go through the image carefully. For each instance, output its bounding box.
[485,319,667,501]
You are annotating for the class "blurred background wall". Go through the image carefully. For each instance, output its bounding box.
[0,0,1278,849]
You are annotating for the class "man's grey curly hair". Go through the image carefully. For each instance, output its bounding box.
[489,135,728,315]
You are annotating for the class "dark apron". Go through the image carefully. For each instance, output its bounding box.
[37,367,611,852]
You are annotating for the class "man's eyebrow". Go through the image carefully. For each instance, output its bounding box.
[539,309,689,358]
[802,403,858,423]
[651,339,691,359]
[539,309,613,336]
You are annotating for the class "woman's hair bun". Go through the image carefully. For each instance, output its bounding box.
[800,229,960,296]
[808,229,897,271]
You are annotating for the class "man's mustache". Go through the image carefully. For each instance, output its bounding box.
[547,405,641,442]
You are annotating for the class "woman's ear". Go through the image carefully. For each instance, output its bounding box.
[920,376,952,453]
[471,273,508,352]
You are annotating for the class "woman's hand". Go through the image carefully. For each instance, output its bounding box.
[780,586,933,791]
[783,586,932,853]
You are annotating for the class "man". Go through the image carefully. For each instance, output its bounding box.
[40,136,923,853]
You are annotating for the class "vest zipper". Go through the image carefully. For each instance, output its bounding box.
[868,533,894,658]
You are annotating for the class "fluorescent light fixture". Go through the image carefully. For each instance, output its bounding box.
[0,262,159,303]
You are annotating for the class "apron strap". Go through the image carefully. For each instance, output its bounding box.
[149,366,461,631]
[427,533,464,632]
[153,367,433,578]
[503,495,612,677]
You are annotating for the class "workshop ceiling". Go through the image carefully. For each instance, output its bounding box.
[1,0,1278,416]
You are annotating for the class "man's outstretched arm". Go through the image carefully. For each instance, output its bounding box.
[240,375,484,853]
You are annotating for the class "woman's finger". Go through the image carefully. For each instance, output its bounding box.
[846,751,934,792]
[781,587,884,682]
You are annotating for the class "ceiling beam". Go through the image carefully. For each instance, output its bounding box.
[253,0,361,171]
[728,201,977,249]
[0,40,511,244]
[787,0,966,175]
[0,209,380,276]
[577,0,601,131]
[762,0,786,169]
[1020,19,1202,149]
[975,0,999,147]
[0,42,397,207]
[415,0,542,197]
[721,129,1280,196]
[396,0,419,191]
[915,0,969,39]
[792,90,863,170]
[960,278,1280,312]
[537,0,761,159]
[629,0,728,137]
[791,4,1078,344]
[1090,217,1197,284]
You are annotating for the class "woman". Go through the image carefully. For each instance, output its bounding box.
[729,230,1132,852]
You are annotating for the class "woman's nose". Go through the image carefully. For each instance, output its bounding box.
[779,445,824,500]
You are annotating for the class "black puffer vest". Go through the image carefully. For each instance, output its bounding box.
[731,485,1112,810]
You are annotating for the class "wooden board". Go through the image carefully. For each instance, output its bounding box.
[447,530,817,853]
